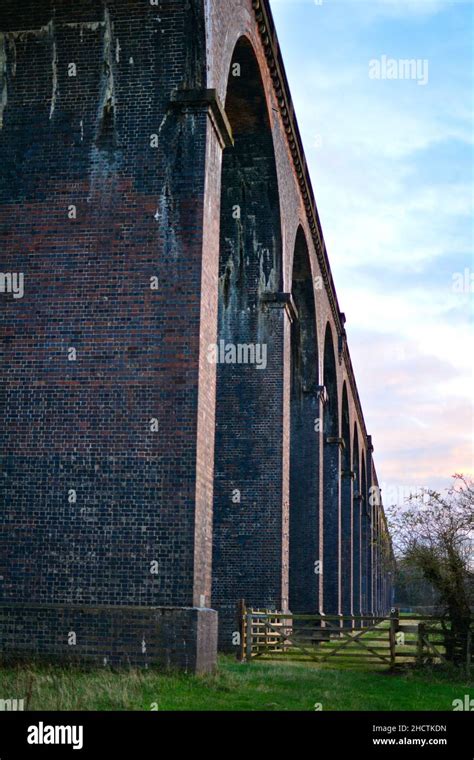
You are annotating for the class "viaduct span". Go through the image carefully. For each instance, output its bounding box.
[0,0,393,672]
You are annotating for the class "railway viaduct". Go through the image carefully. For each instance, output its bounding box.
[0,0,394,672]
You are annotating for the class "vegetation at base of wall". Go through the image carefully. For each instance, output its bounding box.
[0,656,472,712]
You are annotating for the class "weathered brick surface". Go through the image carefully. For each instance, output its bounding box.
[0,0,215,670]
[0,0,393,668]
[0,604,217,673]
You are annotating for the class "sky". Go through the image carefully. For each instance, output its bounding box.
[270,0,474,505]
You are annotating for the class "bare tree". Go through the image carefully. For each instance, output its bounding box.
[387,475,474,665]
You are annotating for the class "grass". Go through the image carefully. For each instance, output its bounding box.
[0,656,472,711]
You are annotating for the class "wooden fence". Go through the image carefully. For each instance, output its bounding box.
[237,602,473,671]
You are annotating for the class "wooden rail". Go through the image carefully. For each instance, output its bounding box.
[238,602,473,671]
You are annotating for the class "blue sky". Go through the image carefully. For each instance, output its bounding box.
[270,0,474,504]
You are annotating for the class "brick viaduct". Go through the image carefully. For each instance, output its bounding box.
[0,0,394,672]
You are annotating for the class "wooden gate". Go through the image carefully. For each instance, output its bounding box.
[238,603,473,670]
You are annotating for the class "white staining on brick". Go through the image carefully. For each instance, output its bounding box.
[101,6,115,115]
[67,347,77,361]
[155,185,177,255]
[2,24,49,43]
[49,24,58,120]
[79,507,94,522]
[0,34,8,130]
[80,119,84,141]
[149,418,159,432]
[67,631,77,646]
[68,489,77,504]
[199,594,205,607]
[115,38,121,64]
[158,111,169,134]
[150,110,170,154]
[256,240,279,304]
[150,560,159,575]
[8,35,17,77]
[68,21,103,33]
[231,488,241,504]
[369,485,381,507]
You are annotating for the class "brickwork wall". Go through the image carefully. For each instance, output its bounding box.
[0,604,217,673]
[0,0,217,669]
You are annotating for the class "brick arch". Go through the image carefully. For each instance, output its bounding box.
[322,322,340,615]
[211,34,285,649]
[340,382,352,623]
[289,225,320,614]
[323,324,339,435]
[219,35,283,303]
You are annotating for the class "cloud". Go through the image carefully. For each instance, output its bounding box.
[347,327,474,495]
[271,0,473,505]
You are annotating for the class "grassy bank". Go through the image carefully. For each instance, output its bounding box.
[0,657,472,711]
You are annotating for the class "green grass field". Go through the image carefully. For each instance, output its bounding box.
[1,656,472,711]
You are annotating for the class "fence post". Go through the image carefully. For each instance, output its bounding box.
[389,607,398,669]
[246,609,253,662]
[417,623,425,666]
[237,599,246,662]
[466,630,472,677]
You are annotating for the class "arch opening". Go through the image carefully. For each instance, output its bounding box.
[352,425,362,622]
[288,227,320,614]
[360,452,369,615]
[322,324,340,616]
[212,37,284,649]
[340,384,352,624]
